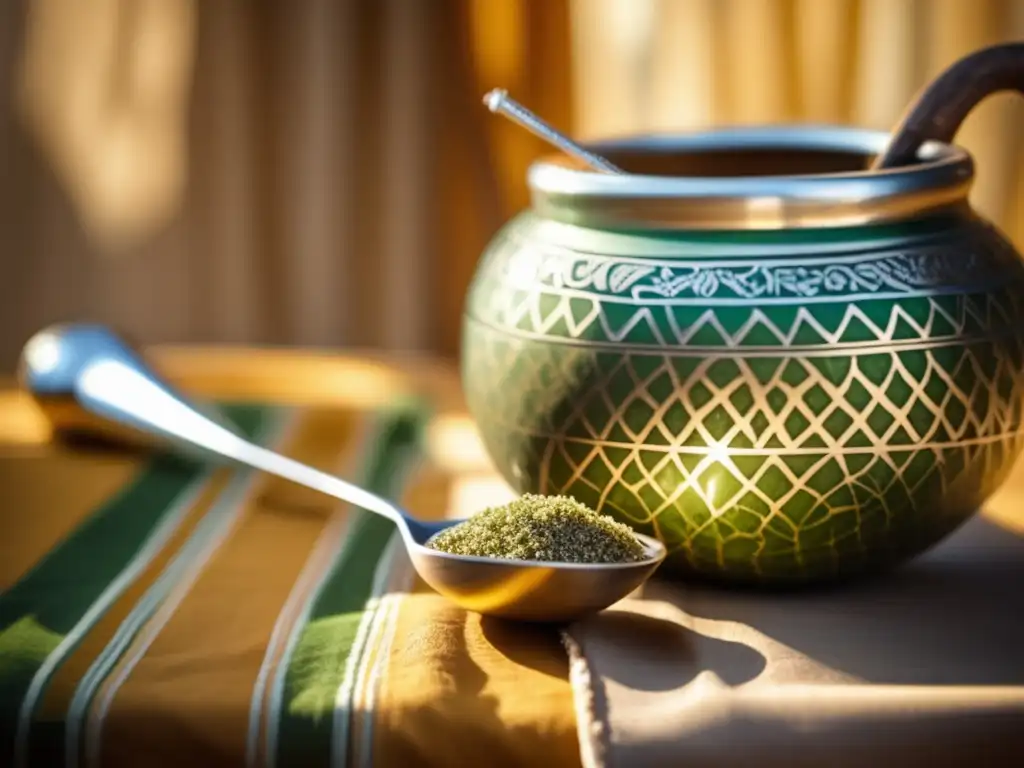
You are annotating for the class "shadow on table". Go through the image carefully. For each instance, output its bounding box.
[554,611,767,692]
[654,514,1024,685]
[479,615,571,680]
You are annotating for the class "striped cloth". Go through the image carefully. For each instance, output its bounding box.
[0,397,580,768]
[6,351,1023,768]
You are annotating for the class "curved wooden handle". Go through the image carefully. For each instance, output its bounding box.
[872,42,1024,170]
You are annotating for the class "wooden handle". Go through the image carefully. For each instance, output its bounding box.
[872,42,1024,170]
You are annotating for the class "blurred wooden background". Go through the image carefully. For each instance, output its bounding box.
[0,0,1021,371]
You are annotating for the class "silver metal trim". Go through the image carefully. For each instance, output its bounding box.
[527,125,975,230]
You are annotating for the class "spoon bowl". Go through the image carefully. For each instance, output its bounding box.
[18,324,666,622]
[410,524,664,621]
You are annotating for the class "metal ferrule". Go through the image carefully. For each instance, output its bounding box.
[527,126,974,231]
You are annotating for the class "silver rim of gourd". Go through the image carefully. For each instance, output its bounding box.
[527,125,973,231]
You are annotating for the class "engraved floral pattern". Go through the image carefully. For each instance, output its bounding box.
[499,243,1008,301]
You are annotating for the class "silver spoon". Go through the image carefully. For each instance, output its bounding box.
[18,324,665,622]
[483,88,625,174]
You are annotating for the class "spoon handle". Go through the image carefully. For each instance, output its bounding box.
[873,42,1024,169]
[18,325,407,528]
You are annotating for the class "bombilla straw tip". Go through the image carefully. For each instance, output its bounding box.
[483,88,507,112]
[479,86,625,175]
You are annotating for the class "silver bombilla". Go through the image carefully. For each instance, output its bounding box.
[483,88,624,175]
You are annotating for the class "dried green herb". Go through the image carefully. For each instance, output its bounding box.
[426,494,646,563]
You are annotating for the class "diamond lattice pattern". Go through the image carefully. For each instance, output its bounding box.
[465,321,1024,580]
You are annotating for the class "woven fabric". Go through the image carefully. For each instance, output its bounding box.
[0,392,577,768]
